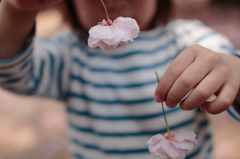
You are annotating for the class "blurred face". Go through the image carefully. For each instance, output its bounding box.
[73,0,158,31]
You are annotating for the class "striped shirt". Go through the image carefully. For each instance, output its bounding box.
[0,19,240,159]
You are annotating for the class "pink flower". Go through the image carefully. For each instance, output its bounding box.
[88,17,140,51]
[147,131,197,159]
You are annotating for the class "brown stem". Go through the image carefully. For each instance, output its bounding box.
[100,0,112,25]
[155,71,173,138]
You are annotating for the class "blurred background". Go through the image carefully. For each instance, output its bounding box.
[0,0,240,159]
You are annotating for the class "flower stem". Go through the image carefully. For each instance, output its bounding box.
[155,71,172,138]
[100,0,112,25]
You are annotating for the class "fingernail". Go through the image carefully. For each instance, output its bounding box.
[154,95,163,103]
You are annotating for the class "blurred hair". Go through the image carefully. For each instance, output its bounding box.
[211,0,240,7]
[63,0,171,33]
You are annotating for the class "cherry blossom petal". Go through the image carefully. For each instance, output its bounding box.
[115,17,140,38]
[153,137,172,158]
[147,134,164,145]
[89,24,125,45]
[120,42,129,47]
[154,147,170,158]
[167,143,186,159]
[88,17,139,51]
[160,137,172,154]
[174,131,197,143]
[99,41,119,51]
[88,37,119,51]
[171,140,194,150]
[147,134,164,151]
[88,36,100,45]
[147,131,197,159]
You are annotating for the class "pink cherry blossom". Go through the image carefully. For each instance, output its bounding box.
[147,131,197,159]
[88,17,140,51]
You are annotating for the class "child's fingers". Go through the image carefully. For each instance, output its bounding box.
[165,57,212,108]
[154,46,197,103]
[179,69,226,110]
[201,83,238,114]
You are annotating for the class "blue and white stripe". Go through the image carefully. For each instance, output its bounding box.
[0,19,239,159]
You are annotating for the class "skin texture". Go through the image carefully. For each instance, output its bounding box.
[0,0,62,59]
[154,45,240,114]
[0,0,240,114]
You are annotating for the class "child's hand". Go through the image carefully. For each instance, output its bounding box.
[0,0,62,59]
[154,44,240,114]
[7,0,62,11]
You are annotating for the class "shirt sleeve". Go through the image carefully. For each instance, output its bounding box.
[168,19,240,121]
[167,19,240,56]
[227,106,240,121]
[0,31,74,99]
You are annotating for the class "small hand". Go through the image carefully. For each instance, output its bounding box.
[154,45,240,114]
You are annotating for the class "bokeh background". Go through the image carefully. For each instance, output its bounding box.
[0,0,240,159]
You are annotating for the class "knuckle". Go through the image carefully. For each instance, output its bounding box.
[218,66,229,75]
[167,65,180,77]
[179,75,192,88]
[197,88,211,100]
[157,83,168,93]
[167,93,179,104]
[186,44,200,53]
[207,52,221,64]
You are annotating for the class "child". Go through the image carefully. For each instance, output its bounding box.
[0,0,240,158]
